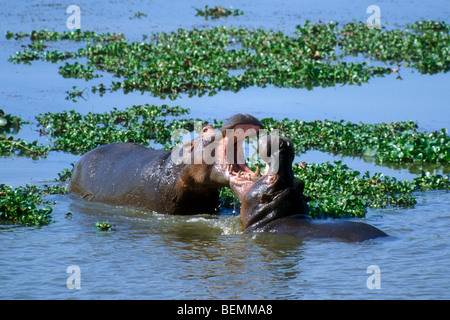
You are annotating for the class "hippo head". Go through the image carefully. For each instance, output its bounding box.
[174,114,264,189]
[230,135,310,231]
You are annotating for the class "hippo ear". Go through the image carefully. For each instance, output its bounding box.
[260,193,273,204]
[201,125,215,137]
[293,178,312,203]
[293,178,305,193]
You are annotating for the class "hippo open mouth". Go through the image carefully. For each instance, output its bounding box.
[228,135,308,231]
[228,134,287,200]
[219,114,265,185]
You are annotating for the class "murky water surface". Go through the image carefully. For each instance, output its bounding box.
[1,0,449,299]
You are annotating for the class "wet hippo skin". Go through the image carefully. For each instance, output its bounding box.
[230,135,388,242]
[69,114,263,215]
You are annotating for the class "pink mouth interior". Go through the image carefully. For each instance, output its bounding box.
[224,124,263,191]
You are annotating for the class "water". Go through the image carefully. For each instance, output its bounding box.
[1,0,449,300]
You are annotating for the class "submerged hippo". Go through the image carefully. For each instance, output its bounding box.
[230,135,388,242]
[69,114,263,215]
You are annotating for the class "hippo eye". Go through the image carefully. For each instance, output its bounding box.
[260,194,273,204]
[259,190,283,204]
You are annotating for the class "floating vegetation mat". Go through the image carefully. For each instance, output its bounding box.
[0,184,68,226]
[195,5,244,20]
[6,20,450,100]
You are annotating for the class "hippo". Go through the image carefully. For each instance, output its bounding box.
[229,135,388,242]
[69,114,264,215]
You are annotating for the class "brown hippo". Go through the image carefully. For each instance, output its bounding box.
[229,135,388,242]
[69,114,263,215]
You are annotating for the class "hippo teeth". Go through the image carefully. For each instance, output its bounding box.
[238,170,253,180]
[228,163,259,181]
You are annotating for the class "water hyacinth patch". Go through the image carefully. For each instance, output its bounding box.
[293,161,417,218]
[338,20,450,74]
[0,136,52,159]
[297,161,449,218]
[129,11,148,20]
[0,110,51,158]
[1,105,200,158]
[260,118,450,164]
[6,21,449,99]
[0,184,54,226]
[32,107,450,164]
[0,109,23,134]
[5,29,125,42]
[35,104,198,154]
[0,181,68,226]
[195,5,244,20]
[95,221,114,231]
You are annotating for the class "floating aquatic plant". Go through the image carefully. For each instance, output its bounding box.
[338,20,450,74]
[129,11,147,20]
[0,105,198,158]
[95,221,114,231]
[32,105,449,164]
[5,29,125,42]
[0,110,51,158]
[0,180,68,226]
[293,161,416,218]
[35,104,197,154]
[261,118,450,164]
[0,136,51,159]
[0,184,54,226]
[56,165,74,182]
[195,5,244,20]
[7,21,448,99]
[0,109,23,134]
